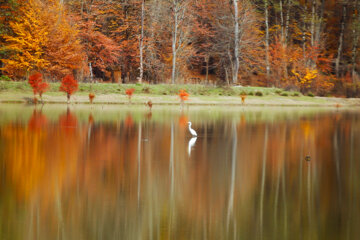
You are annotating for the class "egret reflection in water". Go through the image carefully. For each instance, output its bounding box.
[188,137,197,156]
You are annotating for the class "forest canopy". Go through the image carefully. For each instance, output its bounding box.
[0,0,360,96]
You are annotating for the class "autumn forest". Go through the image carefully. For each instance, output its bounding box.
[1,0,360,96]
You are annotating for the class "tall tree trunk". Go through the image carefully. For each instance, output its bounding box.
[351,0,360,82]
[233,0,240,84]
[139,0,145,83]
[310,0,316,47]
[280,0,285,43]
[302,4,307,63]
[171,1,178,84]
[315,0,325,44]
[281,0,291,80]
[285,0,291,45]
[336,2,348,78]
[265,0,270,79]
[311,0,325,69]
[205,55,209,83]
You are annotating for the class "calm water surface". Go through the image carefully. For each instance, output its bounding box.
[0,105,359,240]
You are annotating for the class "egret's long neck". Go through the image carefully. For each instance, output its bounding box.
[188,123,191,130]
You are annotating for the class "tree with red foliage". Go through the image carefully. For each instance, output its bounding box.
[28,72,42,96]
[37,82,49,101]
[28,72,49,102]
[60,75,78,103]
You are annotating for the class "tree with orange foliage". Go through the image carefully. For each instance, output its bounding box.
[1,0,84,79]
[1,0,49,78]
[42,0,85,78]
[60,75,78,103]
[125,88,135,103]
[67,0,121,81]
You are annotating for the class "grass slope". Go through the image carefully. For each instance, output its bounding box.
[0,81,359,106]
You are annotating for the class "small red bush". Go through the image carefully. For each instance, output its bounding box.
[28,72,49,101]
[60,75,78,102]
[178,89,189,102]
[125,88,135,102]
[29,72,42,95]
[37,82,49,99]
[89,93,95,104]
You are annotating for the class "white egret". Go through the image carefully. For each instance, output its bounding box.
[188,137,197,156]
[187,122,197,136]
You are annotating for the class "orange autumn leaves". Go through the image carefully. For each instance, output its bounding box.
[0,0,84,78]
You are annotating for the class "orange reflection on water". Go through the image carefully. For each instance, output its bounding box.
[0,108,359,239]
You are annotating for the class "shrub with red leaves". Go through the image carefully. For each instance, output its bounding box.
[37,82,49,100]
[125,88,135,103]
[29,73,42,95]
[89,93,95,104]
[28,72,49,101]
[60,75,78,102]
[178,89,189,102]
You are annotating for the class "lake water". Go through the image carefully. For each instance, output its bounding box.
[0,104,359,240]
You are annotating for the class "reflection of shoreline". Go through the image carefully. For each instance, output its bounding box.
[0,110,358,239]
[0,104,345,126]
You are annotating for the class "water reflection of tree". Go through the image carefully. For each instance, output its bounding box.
[0,112,359,239]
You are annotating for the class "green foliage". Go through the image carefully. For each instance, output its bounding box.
[0,75,11,81]
[275,89,282,95]
[142,86,151,93]
[280,92,288,96]
[307,92,315,97]
[0,82,325,101]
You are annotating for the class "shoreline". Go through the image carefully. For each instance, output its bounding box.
[1,92,360,107]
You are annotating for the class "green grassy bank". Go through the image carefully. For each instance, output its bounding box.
[0,80,296,96]
[0,81,359,106]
